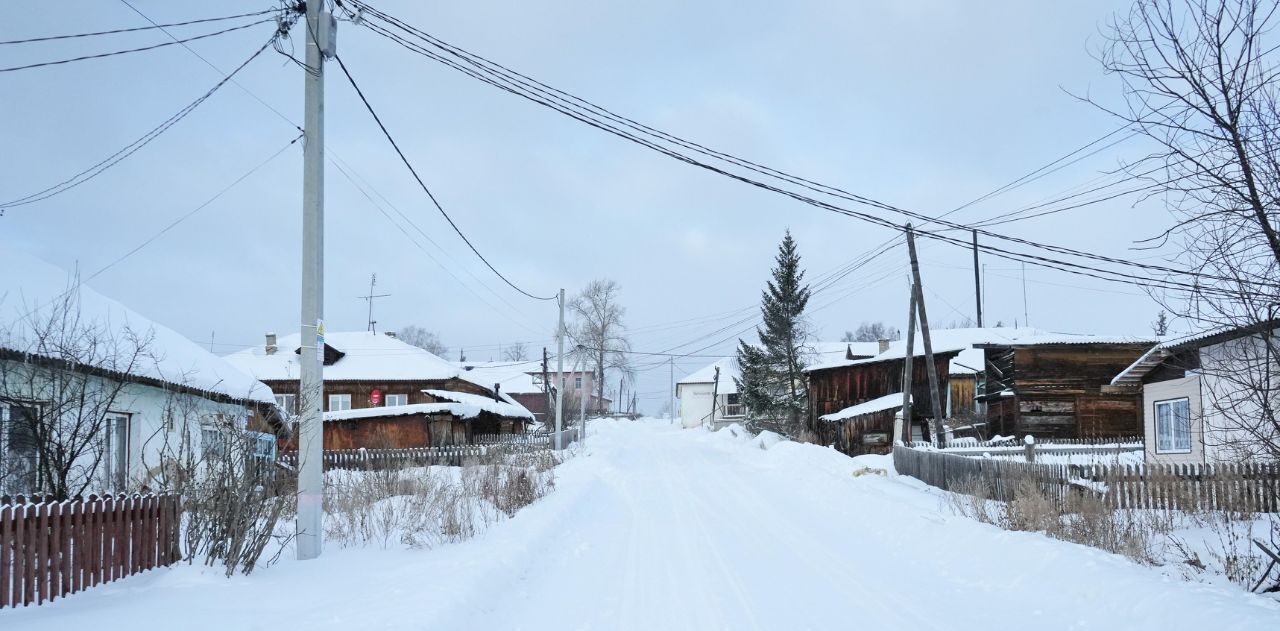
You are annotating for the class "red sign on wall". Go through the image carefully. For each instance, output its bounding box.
[370,389,382,405]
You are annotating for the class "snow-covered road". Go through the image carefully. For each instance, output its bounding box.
[6,419,1279,630]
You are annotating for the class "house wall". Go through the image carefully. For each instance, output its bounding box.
[808,354,954,428]
[1142,375,1204,465]
[0,359,260,494]
[1198,335,1279,462]
[677,382,713,429]
[985,344,1147,439]
[321,413,473,449]
[818,409,897,455]
[265,377,493,413]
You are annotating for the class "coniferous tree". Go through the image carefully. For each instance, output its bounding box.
[736,231,811,431]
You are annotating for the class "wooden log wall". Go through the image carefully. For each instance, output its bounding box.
[0,494,181,608]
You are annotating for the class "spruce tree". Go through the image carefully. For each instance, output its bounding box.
[736,230,811,430]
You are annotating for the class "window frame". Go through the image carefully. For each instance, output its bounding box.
[384,393,409,407]
[103,412,130,490]
[574,376,583,389]
[1154,396,1192,454]
[275,393,298,416]
[328,394,352,412]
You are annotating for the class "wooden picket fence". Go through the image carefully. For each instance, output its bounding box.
[0,493,181,608]
[473,433,551,447]
[893,445,1280,513]
[278,445,488,470]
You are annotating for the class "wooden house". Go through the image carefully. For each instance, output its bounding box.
[807,338,959,453]
[225,331,533,450]
[457,359,608,427]
[977,336,1155,439]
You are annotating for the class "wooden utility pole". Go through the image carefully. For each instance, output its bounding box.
[708,366,720,429]
[898,281,917,444]
[905,224,947,447]
[972,229,983,328]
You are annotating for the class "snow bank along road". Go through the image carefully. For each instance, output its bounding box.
[7,420,1279,630]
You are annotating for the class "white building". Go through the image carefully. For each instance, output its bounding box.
[1111,322,1280,464]
[676,358,743,429]
[0,250,278,495]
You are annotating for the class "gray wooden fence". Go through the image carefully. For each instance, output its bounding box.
[278,446,487,470]
[893,445,1280,512]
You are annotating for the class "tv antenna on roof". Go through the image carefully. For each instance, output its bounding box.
[359,273,391,333]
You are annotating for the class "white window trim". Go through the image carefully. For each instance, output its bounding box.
[385,393,409,407]
[104,412,131,489]
[329,394,352,412]
[1154,396,1192,454]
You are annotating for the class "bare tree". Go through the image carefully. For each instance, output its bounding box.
[568,279,632,413]
[1152,310,1171,336]
[0,286,154,498]
[842,321,902,343]
[502,342,529,362]
[398,325,449,357]
[1098,0,1280,458]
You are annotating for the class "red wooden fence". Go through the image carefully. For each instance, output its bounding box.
[0,493,181,608]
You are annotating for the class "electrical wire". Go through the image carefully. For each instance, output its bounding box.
[332,52,558,302]
[0,17,278,73]
[0,28,289,211]
[0,8,281,45]
[345,2,1279,298]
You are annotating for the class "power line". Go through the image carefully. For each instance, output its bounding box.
[0,16,279,73]
[0,28,288,211]
[332,53,558,302]
[347,4,1278,297]
[0,8,281,45]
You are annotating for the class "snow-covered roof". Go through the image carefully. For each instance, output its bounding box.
[0,248,274,405]
[324,402,527,422]
[806,328,1042,372]
[678,358,739,394]
[422,389,534,419]
[1110,320,1279,386]
[808,341,881,362]
[457,359,551,396]
[226,330,471,384]
[820,393,908,422]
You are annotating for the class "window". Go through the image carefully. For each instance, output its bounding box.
[724,393,745,418]
[574,376,583,389]
[328,394,352,412]
[1155,397,1192,453]
[385,393,408,407]
[103,413,129,490]
[274,394,298,416]
[1,403,38,492]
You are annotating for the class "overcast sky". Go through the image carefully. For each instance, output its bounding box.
[2,1,1178,412]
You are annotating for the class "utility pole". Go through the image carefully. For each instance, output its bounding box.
[972,229,983,328]
[579,360,588,439]
[669,356,674,424]
[905,224,947,447]
[297,1,334,562]
[359,273,391,333]
[898,280,917,444]
[708,365,720,429]
[554,289,565,450]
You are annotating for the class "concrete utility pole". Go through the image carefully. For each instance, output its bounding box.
[905,224,947,447]
[669,357,674,424]
[898,281,917,444]
[554,288,565,450]
[297,2,334,561]
[708,365,720,429]
[972,229,983,328]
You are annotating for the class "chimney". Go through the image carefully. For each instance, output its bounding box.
[384,331,397,339]
[493,383,502,403]
[878,338,891,354]
[265,332,278,355]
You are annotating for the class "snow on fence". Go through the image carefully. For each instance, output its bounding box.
[904,436,1144,461]
[893,445,1280,513]
[278,446,488,470]
[0,493,181,608]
